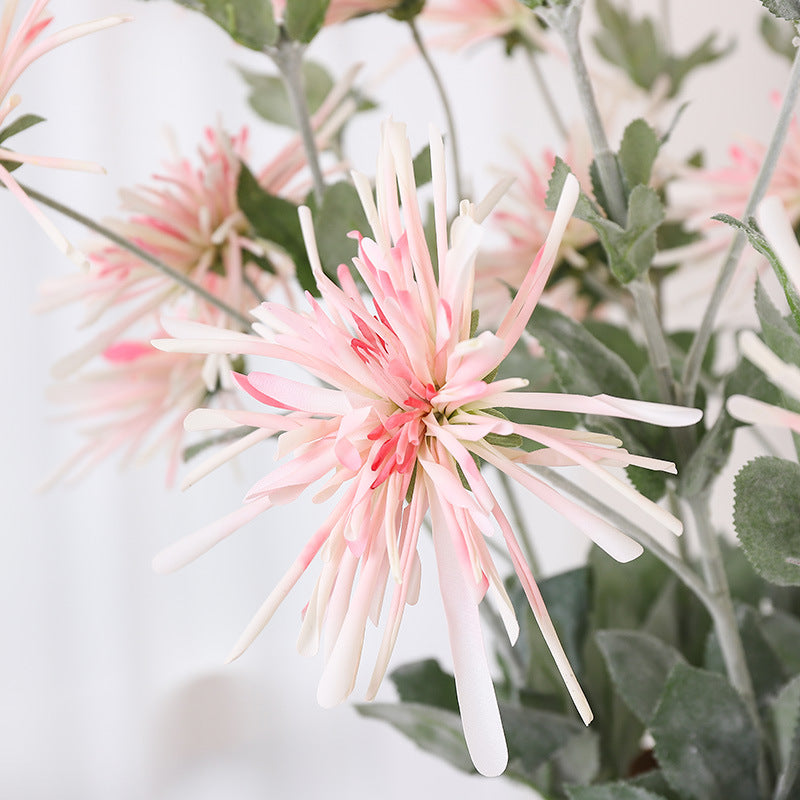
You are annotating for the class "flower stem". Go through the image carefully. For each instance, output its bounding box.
[497,468,541,576]
[20,183,252,329]
[533,466,714,612]
[545,0,627,225]
[681,39,800,403]
[629,277,675,404]
[269,37,326,205]
[408,18,465,202]
[524,44,569,141]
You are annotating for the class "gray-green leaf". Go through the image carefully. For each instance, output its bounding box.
[619,118,660,190]
[650,663,760,800]
[762,0,800,22]
[734,456,800,586]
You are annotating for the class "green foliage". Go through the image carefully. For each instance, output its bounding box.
[650,664,761,800]
[306,181,370,276]
[238,61,333,128]
[546,158,665,284]
[182,426,257,462]
[761,0,800,22]
[0,113,45,146]
[716,214,800,329]
[285,0,330,43]
[567,784,669,800]
[593,0,731,98]
[387,0,425,21]
[355,702,476,773]
[734,456,800,586]
[390,659,458,711]
[771,675,800,800]
[760,13,798,60]
[149,0,279,49]
[596,630,684,724]
[619,119,660,190]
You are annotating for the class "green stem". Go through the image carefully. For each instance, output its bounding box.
[408,18,465,202]
[524,44,569,140]
[688,493,768,794]
[682,40,800,403]
[497,468,541,576]
[533,466,714,612]
[545,0,627,226]
[629,277,675,404]
[269,37,326,205]
[21,183,252,329]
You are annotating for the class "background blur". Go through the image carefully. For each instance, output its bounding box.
[2,1,790,797]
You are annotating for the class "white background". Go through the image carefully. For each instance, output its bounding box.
[2,1,790,798]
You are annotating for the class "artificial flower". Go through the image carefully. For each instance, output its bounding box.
[153,121,701,776]
[0,0,129,263]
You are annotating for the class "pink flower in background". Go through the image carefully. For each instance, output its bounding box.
[0,0,129,263]
[154,121,701,775]
[476,138,597,324]
[41,334,226,490]
[422,0,552,52]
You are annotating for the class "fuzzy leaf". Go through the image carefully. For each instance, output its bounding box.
[236,163,315,294]
[761,13,798,60]
[608,185,665,283]
[717,215,800,329]
[355,702,474,773]
[238,62,333,128]
[619,119,660,190]
[159,0,278,49]
[762,0,800,21]
[596,630,684,724]
[390,659,459,712]
[567,784,668,800]
[285,0,330,42]
[734,456,800,586]
[651,663,760,800]
[772,675,800,800]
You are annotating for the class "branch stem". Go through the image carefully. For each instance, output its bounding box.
[20,184,252,328]
[547,1,627,225]
[630,277,675,404]
[682,40,800,402]
[408,18,465,202]
[270,38,326,205]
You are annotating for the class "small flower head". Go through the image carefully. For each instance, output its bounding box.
[154,121,701,776]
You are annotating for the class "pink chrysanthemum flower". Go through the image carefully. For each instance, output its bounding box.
[659,96,800,270]
[421,0,552,52]
[476,139,596,325]
[41,334,225,490]
[153,121,701,776]
[728,197,800,432]
[0,0,128,263]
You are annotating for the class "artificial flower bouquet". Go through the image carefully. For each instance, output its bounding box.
[6,0,800,797]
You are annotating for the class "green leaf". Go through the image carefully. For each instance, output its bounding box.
[608,185,665,283]
[411,144,432,187]
[539,567,591,677]
[182,426,257,462]
[546,157,603,222]
[162,0,278,49]
[772,675,800,800]
[755,279,800,366]
[567,783,668,800]
[527,304,641,400]
[285,0,330,42]
[762,609,800,672]
[761,13,798,60]
[619,119,660,190]
[650,664,760,800]
[667,34,734,97]
[762,0,800,22]
[717,215,800,329]
[355,702,475,773]
[389,659,458,712]
[309,181,369,276]
[500,706,586,779]
[238,61,333,128]
[681,357,777,498]
[596,630,685,724]
[236,162,315,294]
[734,456,800,586]
[0,113,45,146]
